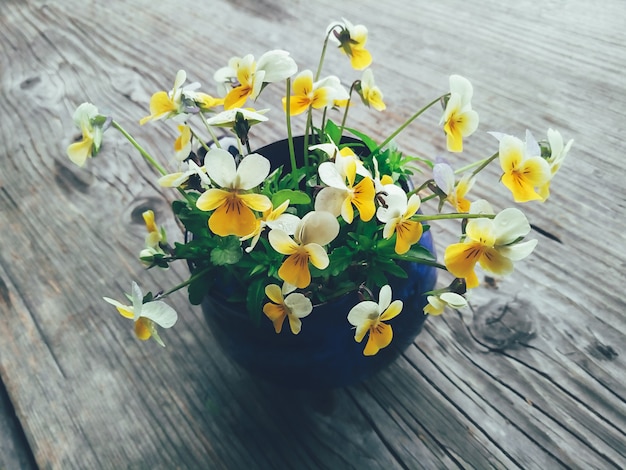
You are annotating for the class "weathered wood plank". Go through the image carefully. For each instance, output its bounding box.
[0,0,625,468]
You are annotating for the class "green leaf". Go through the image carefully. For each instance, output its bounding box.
[324,119,342,145]
[210,236,243,266]
[396,244,436,263]
[328,246,354,276]
[271,189,311,207]
[246,277,267,326]
[343,126,379,152]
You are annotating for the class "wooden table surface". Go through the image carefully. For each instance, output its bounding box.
[1,0,625,468]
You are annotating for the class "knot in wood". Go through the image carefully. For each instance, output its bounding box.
[471,298,536,351]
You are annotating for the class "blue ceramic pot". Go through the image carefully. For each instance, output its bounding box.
[201,137,437,389]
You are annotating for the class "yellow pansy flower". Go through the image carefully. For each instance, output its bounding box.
[376,185,423,255]
[269,211,339,289]
[433,162,475,212]
[67,102,104,167]
[332,19,373,70]
[103,282,178,347]
[214,50,297,110]
[173,124,192,162]
[499,134,551,202]
[440,75,479,152]
[263,283,313,334]
[444,201,537,288]
[315,158,376,223]
[347,285,403,356]
[423,292,467,315]
[538,128,573,200]
[241,200,300,253]
[283,70,348,116]
[196,150,272,237]
[139,70,188,125]
[358,69,385,111]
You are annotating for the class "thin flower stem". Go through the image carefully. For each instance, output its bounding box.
[285,78,297,173]
[454,151,499,176]
[112,121,167,175]
[376,94,447,152]
[111,121,195,205]
[154,265,213,300]
[315,24,341,81]
[413,212,495,222]
[303,109,313,170]
[190,128,211,154]
[339,81,358,135]
[198,112,221,149]
[420,193,438,203]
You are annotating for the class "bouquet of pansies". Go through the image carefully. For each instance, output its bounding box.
[66,18,572,355]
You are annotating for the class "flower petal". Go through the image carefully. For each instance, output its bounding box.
[140,301,178,328]
[205,149,237,187]
[278,251,312,288]
[380,300,403,322]
[208,197,258,237]
[492,208,531,244]
[284,293,313,318]
[314,187,345,217]
[268,229,299,255]
[265,284,284,304]
[134,318,153,341]
[263,303,286,333]
[304,243,329,270]
[236,153,271,190]
[196,188,230,212]
[299,211,340,246]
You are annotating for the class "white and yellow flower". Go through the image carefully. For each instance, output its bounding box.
[214,50,298,110]
[440,75,479,152]
[433,162,475,212]
[315,157,376,223]
[444,200,537,288]
[204,107,269,128]
[158,160,211,189]
[538,128,573,200]
[103,282,178,347]
[196,149,272,237]
[241,200,300,253]
[268,211,339,289]
[376,185,423,255]
[331,19,372,70]
[173,124,192,162]
[358,69,385,111]
[283,70,349,116]
[498,133,551,202]
[142,210,165,249]
[67,102,104,167]
[139,70,189,125]
[423,292,467,315]
[263,283,313,334]
[347,284,403,356]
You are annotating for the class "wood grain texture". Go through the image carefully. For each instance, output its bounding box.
[1,0,625,468]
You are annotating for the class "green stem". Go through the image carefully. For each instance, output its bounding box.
[198,112,221,149]
[154,265,213,300]
[339,81,358,136]
[315,24,342,81]
[112,121,167,175]
[454,151,499,177]
[390,256,447,270]
[413,212,495,222]
[190,127,211,154]
[303,109,313,170]
[375,94,447,152]
[285,78,297,173]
